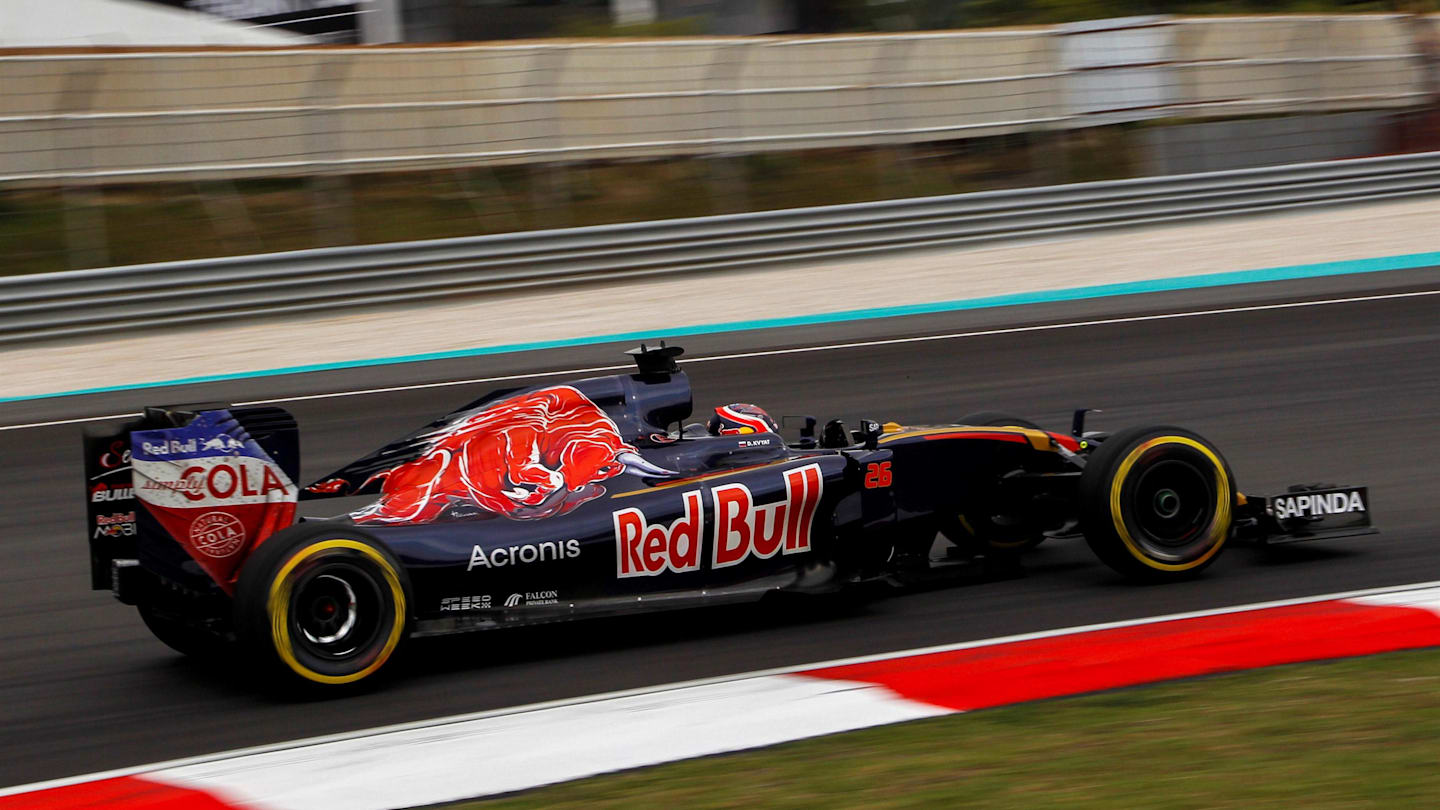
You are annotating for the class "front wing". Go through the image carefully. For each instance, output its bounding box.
[1236,485,1376,544]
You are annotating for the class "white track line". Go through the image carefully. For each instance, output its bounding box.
[3,287,1436,433]
[6,576,1440,799]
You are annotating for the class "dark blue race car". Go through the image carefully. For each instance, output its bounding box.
[82,344,1375,689]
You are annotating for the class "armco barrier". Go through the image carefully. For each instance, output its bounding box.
[2,150,1439,345]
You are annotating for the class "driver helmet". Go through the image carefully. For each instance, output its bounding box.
[708,403,779,436]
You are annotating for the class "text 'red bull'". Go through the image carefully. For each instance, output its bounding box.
[614,464,823,577]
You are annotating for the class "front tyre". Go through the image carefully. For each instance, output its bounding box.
[234,524,410,689]
[1079,426,1235,581]
[943,411,1048,555]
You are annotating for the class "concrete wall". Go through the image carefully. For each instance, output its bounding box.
[0,15,1432,183]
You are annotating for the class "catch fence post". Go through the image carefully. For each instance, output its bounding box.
[1041,25,1071,185]
[704,41,752,214]
[871,37,920,198]
[57,62,108,270]
[306,53,357,248]
[528,45,572,229]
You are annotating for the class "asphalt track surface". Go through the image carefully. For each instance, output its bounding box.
[2,266,1438,788]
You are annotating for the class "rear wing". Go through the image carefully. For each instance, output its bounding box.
[82,405,300,594]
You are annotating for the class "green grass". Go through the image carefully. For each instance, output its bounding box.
[456,648,1440,809]
[0,130,1107,277]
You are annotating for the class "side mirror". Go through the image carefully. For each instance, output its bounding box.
[1072,408,1102,438]
[783,415,819,448]
[783,414,818,438]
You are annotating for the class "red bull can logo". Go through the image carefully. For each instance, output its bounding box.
[353,386,672,524]
[614,464,823,578]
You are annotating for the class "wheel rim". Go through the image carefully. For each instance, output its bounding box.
[289,562,384,662]
[1132,460,1213,548]
[266,539,407,685]
[1111,439,1229,567]
[297,573,360,648]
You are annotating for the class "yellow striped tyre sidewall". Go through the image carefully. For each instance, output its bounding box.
[1109,436,1232,572]
[266,539,407,685]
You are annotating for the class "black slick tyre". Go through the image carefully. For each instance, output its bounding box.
[138,602,228,660]
[1079,425,1235,582]
[943,411,1047,555]
[958,411,1042,431]
[233,523,411,690]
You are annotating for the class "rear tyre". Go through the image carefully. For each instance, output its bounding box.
[234,523,410,690]
[137,602,227,660]
[943,412,1048,555]
[957,411,1042,431]
[1079,426,1235,581]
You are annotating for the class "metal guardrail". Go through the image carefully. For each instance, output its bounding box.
[3,151,1439,345]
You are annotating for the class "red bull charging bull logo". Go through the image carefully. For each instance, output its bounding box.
[349,386,673,524]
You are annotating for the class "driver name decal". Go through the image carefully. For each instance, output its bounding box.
[614,464,823,578]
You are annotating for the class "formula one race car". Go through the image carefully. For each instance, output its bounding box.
[82,344,1376,689]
